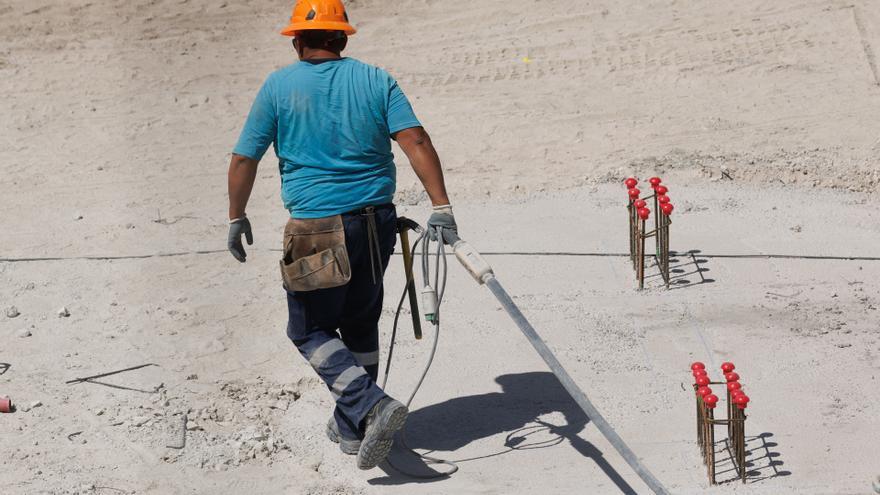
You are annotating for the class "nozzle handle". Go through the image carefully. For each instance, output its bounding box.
[451,238,494,284]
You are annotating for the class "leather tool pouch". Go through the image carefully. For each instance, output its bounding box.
[280,215,351,292]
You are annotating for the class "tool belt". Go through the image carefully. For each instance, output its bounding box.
[280,215,352,292]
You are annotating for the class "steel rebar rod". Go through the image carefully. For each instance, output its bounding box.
[65,363,156,385]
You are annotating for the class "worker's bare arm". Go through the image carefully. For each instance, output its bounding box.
[228,154,260,220]
[394,127,450,206]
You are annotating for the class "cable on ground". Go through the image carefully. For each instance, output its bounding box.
[381,225,458,479]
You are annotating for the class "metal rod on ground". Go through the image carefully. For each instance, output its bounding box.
[627,186,641,271]
[628,201,635,263]
[632,205,639,271]
[650,178,661,259]
[736,407,744,481]
[664,215,671,287]
[708,408,716,484]
[659,201,674,288]
[624,178,639,266]
[65,363,156,385]
[483,275,670,495]
[739,408,744,476]
[637,210,649,290]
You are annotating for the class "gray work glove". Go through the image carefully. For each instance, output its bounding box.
[427,205,458,244]
[228,217,253,262]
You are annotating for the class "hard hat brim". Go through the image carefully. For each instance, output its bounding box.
[281,21,356,36]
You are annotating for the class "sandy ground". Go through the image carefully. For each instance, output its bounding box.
[2,0,880,494]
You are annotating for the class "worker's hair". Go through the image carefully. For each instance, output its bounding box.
[296,30,348,53]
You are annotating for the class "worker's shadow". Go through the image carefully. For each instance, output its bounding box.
[369,371,639,494]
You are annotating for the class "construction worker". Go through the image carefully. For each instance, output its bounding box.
[225,0,456,470]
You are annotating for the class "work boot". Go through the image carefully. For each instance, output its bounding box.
[357,397,408,470]
[326,417,360,455]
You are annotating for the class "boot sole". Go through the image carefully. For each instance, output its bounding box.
[357,401,408,470]
[326,419,361,455]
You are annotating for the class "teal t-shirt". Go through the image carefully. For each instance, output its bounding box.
[233,58,421,218]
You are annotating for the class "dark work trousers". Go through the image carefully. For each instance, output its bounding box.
[286,205,397,440]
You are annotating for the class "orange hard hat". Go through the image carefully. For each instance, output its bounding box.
[280,0,356,37]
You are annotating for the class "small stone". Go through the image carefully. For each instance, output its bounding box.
[5,306,20,318]
[74,214,83,221]
[186,420,202,431]
[185,374,198,380]
[94,408,105,416]
[17,329,32,338]
[270,400,289,411]
[57,307,70,318]
[304,453,322,471]
[131,416,151,427]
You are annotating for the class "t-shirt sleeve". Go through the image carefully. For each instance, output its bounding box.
[385,77,421,135]
[232,78,277,161]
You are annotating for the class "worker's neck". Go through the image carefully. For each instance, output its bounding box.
[300,48,342,61]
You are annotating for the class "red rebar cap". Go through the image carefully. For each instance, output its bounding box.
[661,203,674,216]
[634,199,647,209]
[697,386,712,397]
[655,185,668,195]
[692,369,708,379]
[731,389,745,399]
[690,362,706,371]
[637,208,651,220]
[628,188,641,199]
[721,362,735,373]
[704,394,719,408]
[649,177,662,187]
[695,376,710,387]
[0,397,11,413]
[724,372,740,382]
[734,394,750,409]
[727,381,742,392]
[658,195,670,204]
[625,178,638,189]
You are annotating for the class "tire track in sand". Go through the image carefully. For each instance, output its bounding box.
[850,4,880,85]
